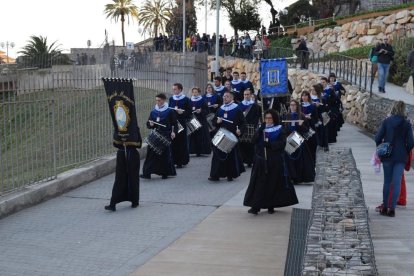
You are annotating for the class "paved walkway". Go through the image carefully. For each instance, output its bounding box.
[0,78,413,275]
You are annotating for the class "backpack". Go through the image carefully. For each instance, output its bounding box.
[369,48,378,63]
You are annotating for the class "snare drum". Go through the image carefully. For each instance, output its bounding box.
[321,112,330,126]
[285,131,305,155]
[187,117,202,135]
[239,124,256,143]
[144,130,171,155]
[206,113,215,132]
[212,128,238,153]
[302,128,315,140]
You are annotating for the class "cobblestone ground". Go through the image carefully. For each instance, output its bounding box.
[0,155,251,276]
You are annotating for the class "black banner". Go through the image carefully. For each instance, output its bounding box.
[102,78,142,148]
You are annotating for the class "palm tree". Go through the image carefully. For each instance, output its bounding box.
[104,0,139,46]
[138,0,172,37]
[18,35,70,68]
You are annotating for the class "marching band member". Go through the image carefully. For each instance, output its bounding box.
[328,72,345,131]
[301,90,318,165]
[204,83,222,137]
[189,87,212,156]
[320,77,338,143]
[231,72,244,102]
[283,99,315,184]
[238,88,261,167]
[140,93,178,180]
[240,72,254,94]
[213,76,227,98]
[168,83,191,168]
[224,80,232,93]
[209,91,246,182]
[244,109,299,215]
[311,84,329,152]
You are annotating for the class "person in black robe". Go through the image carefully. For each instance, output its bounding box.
[243,109,299,215]
[320,77,338,143]
[329,72,345,131]
[204,83,223,137]
[189,87,211,156]
[104,113,143,212]
[240,72,254,94]
[301,90,318,166]
[213,76,227,98]
[168,83,191,168]
[238,88,261,167]
[140,93,178,180]
[283,99,315,184]
[311,83,329,152]
[208,91,246,182]
[231,72,245,103]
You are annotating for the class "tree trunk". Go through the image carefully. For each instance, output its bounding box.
[154,23,159,38]
[234,28,238,37]
[121,15,126,46]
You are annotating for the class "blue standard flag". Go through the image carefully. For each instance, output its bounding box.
[260,59,288,97]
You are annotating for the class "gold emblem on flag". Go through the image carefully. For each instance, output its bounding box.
[114,100,130,131]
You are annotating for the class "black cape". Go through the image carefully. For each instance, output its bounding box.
[189,100,212,155]
[243,128,299,209]
[239,103,261,165]
[169,96,191,166]
[110,148,141,206]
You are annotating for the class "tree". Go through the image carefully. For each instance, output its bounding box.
[279,0,318,25]
[104,0,139,46]
[207,0,261,36]
[228,2,261,35]
[18,35,71,68]
[138,0,172,37]
[166,0,197,36]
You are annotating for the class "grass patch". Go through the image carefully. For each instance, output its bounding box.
[0,86,159,194]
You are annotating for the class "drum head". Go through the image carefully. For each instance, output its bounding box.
[219,128,238,142]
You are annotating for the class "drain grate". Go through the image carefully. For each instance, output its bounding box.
[284,208,311,276]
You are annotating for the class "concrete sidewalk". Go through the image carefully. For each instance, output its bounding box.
[133,123,414,276]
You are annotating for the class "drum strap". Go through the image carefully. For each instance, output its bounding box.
[243,105,252,117]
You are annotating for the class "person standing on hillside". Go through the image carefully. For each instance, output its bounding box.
[374,37,394,93]
[296,36,309,70]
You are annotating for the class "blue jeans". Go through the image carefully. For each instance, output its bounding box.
[378,63,390,90]
[382,162,405,209]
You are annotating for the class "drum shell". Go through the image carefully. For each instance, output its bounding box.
[285,131,305,155]
[212,128,238,153]
[187,117,202,136]
[144,130,171,155]
[239,124,256,143]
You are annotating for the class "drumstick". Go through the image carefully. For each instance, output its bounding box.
[219,117,234,124]
[149,120,167,128]
[282,120,304,123]
[169,107,185,112]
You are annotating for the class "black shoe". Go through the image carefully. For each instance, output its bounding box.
[162,175,168,179]
[387,209,395,217]
[247,164,252,168]
[208,177,219,181]
[268,208,275,214]
[196,154,201,157]
[176,164,183,168]
[140,174,151,179]
[324,147,329,152]
[247,208,259,215]
[104,205,116,212]
[131,203,139,208]
[380,207,388,216]
[227,177,233,182]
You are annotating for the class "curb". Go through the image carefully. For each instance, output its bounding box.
[0,145,148,219]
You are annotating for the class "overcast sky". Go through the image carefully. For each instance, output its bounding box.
[0,0,297,58]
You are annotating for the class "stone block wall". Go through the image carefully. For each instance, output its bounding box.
[361,0,409,11]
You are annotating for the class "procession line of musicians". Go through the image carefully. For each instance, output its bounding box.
[105,71,345,215]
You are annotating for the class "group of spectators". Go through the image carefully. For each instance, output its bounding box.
[75,53,96,66]
[153,32,271,60]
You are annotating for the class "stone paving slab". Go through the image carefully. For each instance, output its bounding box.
[0,155,250,276]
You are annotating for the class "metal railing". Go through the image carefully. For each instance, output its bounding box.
[0,52,207,195]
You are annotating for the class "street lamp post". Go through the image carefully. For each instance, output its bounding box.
[0,41,15,64]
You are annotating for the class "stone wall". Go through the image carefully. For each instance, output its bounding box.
[302,148,377,275]
[295,9,414,53]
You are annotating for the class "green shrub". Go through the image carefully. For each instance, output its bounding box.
[336,3,414,21]
[388,37,414,86]
[269,35,294,49]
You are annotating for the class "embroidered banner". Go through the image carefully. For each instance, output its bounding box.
[102,78,142,148]
[260,59,289,97]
